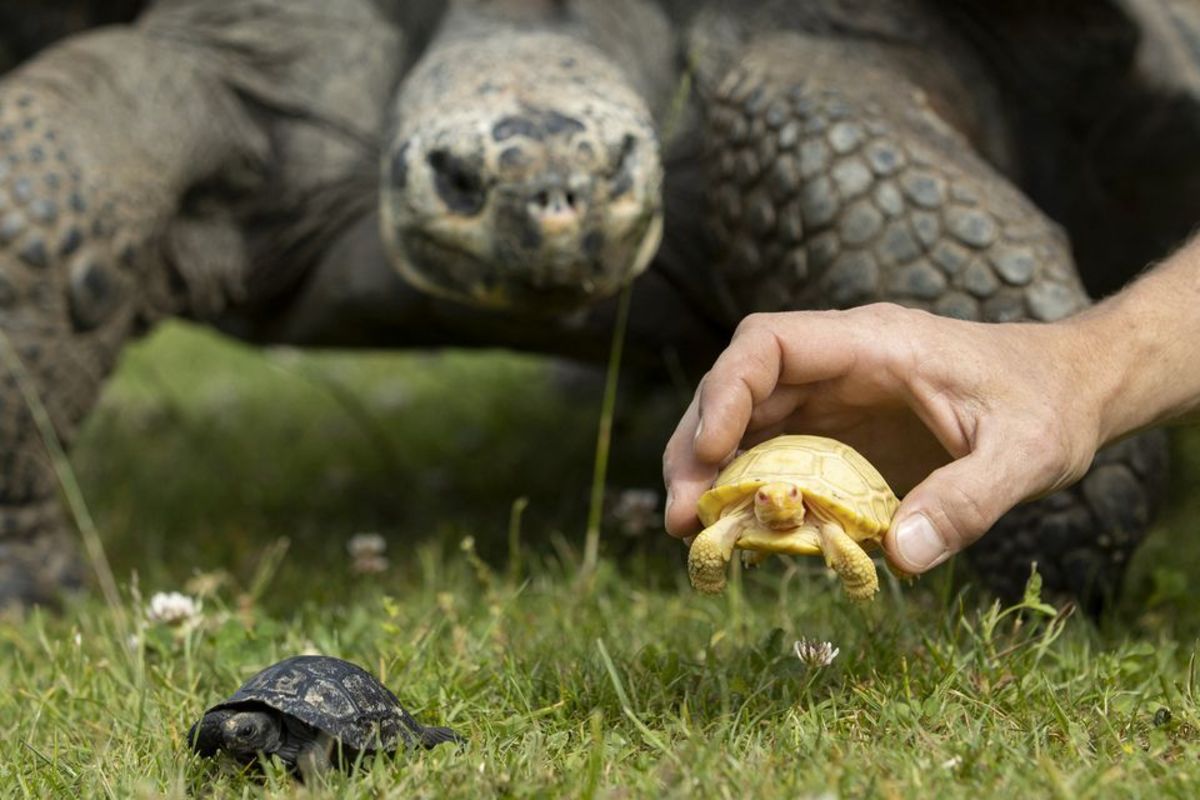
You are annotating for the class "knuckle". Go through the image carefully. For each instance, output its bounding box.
[696,371,719,406]
[938,482,993,550]
[734,312,770,336]
[1021,415,1090,492]
[850,301,915,328]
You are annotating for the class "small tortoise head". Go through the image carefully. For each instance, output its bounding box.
[381,24,663,312]
[191,708,283,761]
[754,482,806,530]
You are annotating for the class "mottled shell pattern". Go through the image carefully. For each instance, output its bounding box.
[207,655,420,752]
[698,435,899,543]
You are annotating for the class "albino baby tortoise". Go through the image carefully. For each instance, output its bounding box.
[189,655,461,778]
[688,435,900,601]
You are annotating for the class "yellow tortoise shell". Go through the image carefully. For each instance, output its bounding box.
[697,435,899,541]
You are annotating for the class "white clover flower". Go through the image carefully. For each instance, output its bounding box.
[347,532,389,574]
[146,591,201,625]
[347,532,387,559]
[793,638,840,668]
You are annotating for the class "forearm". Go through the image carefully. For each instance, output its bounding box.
[1071,236,1200,444]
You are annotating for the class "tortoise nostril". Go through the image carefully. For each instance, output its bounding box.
[427,148,486,215]
[528,186,583,220]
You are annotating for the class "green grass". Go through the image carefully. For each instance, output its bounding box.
[3,322,1200,798]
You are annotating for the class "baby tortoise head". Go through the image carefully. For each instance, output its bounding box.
[189,708,284,762]
[753,482,806,529]
[381,24,662,312]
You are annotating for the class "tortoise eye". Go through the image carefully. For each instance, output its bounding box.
[789,487,799,499]
[237,724,255,737]
[756,490,768,503]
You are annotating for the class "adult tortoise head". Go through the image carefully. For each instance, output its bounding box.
[380,4,664,312]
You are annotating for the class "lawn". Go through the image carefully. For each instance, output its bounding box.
[2,322,1200,798]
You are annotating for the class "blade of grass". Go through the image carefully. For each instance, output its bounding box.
[582,283,632,581]
[508,496,528,584]
[595,637,681,768]
[0,330,127,638]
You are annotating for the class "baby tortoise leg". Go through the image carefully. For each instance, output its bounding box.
[702,33,1167,612]
[740,548,769,570]
[687,509,748,594]
[816,521,879,602]
[295,732,336,782]
[0,29,261,609]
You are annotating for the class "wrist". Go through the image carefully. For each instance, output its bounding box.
[1032,313,1115,456]
[1066,252,1200,444]
[1059,298,1142,447]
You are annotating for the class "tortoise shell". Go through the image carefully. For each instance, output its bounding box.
[698,435,899,542]
[204,655,426,753]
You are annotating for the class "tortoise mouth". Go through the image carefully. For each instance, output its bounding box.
[384,209,663,313]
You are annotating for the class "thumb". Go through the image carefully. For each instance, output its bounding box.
[884,448,1035,575]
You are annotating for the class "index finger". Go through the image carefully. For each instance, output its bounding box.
[662,396,716,537]
[694,312,857,465]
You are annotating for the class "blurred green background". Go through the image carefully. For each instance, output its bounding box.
[70,321,1200,633]
[71,322,682,606]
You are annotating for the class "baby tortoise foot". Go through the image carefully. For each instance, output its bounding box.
[817,521,879,602]
[687,513,745,594]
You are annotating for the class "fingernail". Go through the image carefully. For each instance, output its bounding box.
[894,514,951,571]
[663,489,674,530]
[693,417,704,443]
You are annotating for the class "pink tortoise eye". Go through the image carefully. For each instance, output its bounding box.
[790,487,799,499]
[756,490,768,503]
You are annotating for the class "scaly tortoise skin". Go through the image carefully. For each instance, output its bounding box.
[688,435,899,601]
[0,0,1192,614]
[189,655,461,777]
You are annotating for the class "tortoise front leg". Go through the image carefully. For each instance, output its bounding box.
[0,26,263,608]
[697,29,1168,613]
[816,521,879,602]
[295,732,335,782]
[704,32,1089,321]
[687,507,751,594]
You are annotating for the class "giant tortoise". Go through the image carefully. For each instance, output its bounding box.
[0,0,1191,612]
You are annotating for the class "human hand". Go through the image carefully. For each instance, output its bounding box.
[662,303,1108,574]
